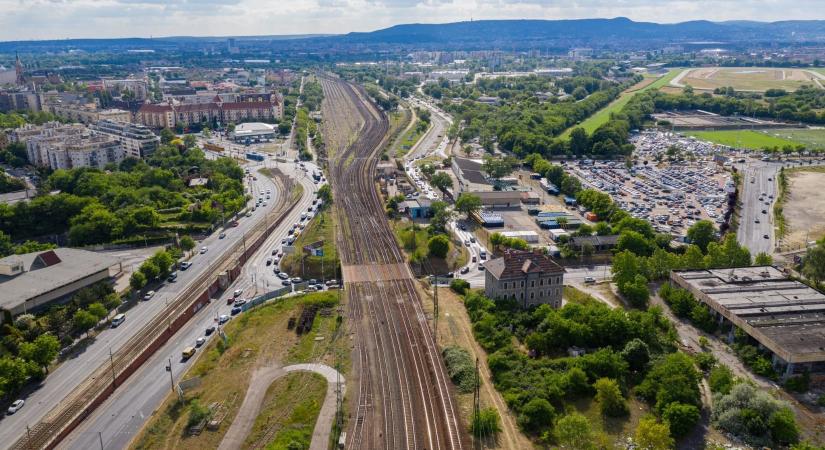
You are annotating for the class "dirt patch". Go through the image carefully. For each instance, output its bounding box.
[415,281,534,450]
[783,170,825,249]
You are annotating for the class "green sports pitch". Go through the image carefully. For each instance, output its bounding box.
[685,129,825,150]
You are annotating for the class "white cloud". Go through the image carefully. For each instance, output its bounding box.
[0,0,823,40]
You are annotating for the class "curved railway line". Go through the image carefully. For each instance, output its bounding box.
[319,74,467,450]
[12,172,300,450]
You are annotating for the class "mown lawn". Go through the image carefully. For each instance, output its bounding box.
[684,129,801,149]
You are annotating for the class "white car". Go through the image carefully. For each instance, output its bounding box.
[7,399,24,414]
[196,337,206,347]
[143,290,155,301]
[218,314,230,324]
[200,247,208,254]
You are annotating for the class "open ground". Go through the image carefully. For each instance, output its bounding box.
[671,67,825,92]
[780,168,825,250]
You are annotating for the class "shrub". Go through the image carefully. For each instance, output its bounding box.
[712,383,798,447]
[708,365,735,394]
[450,279,470,295]
[594,377,628,417]
[442,346,478,393]
[784,372,810,393]
[470,407,501,438]
[187,399,210,427]
[662,402,700,437]
[519,398,555,433]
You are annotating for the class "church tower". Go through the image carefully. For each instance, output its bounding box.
[15,53,25,86]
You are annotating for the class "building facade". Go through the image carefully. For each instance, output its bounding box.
[483,249,565,308]
[136,92,283,129]
[16,123,125,170]
[50,104,131,124]
[90,119,160,158]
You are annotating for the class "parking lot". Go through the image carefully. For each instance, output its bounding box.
[567,131,735,238]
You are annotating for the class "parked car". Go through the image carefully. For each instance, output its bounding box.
[584,276,596,284]
[282,279,292,286]
[219,232,226,239]
[277,272,289,280]
[233,289,243,298]
[180,261,192,270]
[231,306,242,315]
[182,347,196,360]
[7,399,25,415]
[234,298,247,307]
[196,337,206,347]
[218,315,230,324]
[143,290,155,301]
[205,326,216,335]
[200,247,208,254]
[291,277,302,284]
[111,313,126,327]
[460,266,470,274]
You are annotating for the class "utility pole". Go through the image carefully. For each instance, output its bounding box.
[98,431,104,450]
[166,358,174,393]
[473,357,481,450]
[109,348,116,388]
[433,274,439,344]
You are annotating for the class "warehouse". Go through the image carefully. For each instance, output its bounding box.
[232,122,277,143]
[671,267,825,379]
[0,248,122,319]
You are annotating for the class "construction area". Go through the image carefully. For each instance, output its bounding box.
[671,266,825,379]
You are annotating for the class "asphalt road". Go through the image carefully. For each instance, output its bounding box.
[58,160,318,450]
[0,159,282,447]
[407,96,452,160]
[737,161,779,255]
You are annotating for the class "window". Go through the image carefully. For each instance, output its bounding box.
[530,292,534,299]
[531,281,535,288]
[540,279,544,286]
[520,293,524,300]
[521,281,525,288]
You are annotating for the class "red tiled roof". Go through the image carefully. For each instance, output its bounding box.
[485,249,564,280]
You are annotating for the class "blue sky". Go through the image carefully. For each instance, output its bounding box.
[1,0,824,41]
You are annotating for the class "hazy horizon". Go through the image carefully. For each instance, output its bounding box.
[2,0,825,42]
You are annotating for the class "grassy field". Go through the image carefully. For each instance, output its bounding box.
[131,292,343,450]
[392,220,468,275]
[242,372,326,449]
[758,128,825,149]
[678,67,822,92]
[684,129,802,149]
[561,69,681,138]
[281,209,339,280]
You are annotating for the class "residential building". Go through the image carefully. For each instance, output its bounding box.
[483,249,565,308]
[90,119,160,158]
[19,123,124,170]
[103,79,149,101]
[671,266,825,379]
[0,91,42,112]
[50,103,131,124]
[136,92,283,130]
[0,248,122,319]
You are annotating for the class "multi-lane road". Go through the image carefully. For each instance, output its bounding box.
[56,159,319,450]
[737,161,780,255]
[0,159,292,447]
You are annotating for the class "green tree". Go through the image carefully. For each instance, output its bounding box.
[620,274,650,309]
[662,402,700,437]
[569,127,589,156]
[545,164,565,186]
[139,260,160,281]
[519,397,555,433]
[635,416,674,450]
[482,156,515,182]
[803,242,825,283]
[0,356,35,396]
[182,134,197,149]
[317,184,333,205]
[180,235,196,253]
[754,252,773,266]
[430,172,453,191]
[160,128,175,144]
[87,302,108,321]
[130,271,147,291]
[72,309,99,333]
[595,377,629,417]
[770,407,800,446]
[621,338,650,372]
[428,235,450,259]
[556,412,594,449]
[455,193,482,218]
[19,333,60,373]
[687,220,716,253]
[708,365,735,394]
[150,250,175,277]
[617,230,654,257]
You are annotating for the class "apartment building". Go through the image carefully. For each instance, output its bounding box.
[50,103,131,124]
[18,124,124,170]
[90,119,160,158]
[136,92,283,129]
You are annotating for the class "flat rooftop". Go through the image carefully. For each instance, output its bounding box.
[0,248,121,311]
[672,266,825,363]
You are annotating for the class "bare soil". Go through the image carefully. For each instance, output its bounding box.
[783,170,825,249]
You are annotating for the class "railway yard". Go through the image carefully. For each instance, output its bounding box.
[319,75,467,450]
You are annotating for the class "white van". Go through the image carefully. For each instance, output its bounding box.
[111,313,126,327]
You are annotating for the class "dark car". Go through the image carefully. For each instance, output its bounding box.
[226,297,235,305]
[205,326,216,336]
[764,234,770,239]
[231,306,242,315]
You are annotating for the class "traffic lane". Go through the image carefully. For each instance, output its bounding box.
[62,276,253,450]
[64,172,314,449]
[0,165,279,444]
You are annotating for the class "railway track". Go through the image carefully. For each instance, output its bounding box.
[318,74,467,450]
[12,172,300,450]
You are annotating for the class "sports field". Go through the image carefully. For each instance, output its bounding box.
[561,69,681,137]
[684,130,801,149]
[672,67,824,92]
[759,128,825,149]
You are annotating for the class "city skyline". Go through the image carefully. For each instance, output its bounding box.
[2,0,825,41]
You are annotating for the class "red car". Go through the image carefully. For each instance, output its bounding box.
[226,297,234,305]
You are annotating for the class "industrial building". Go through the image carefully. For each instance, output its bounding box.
[451,157,492,193]
[671,267,825,379]
[484,249,565,308]
[231,122,277,143]
[0,248,122,319]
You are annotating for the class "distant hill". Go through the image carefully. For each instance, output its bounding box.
[3,18,825,54]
